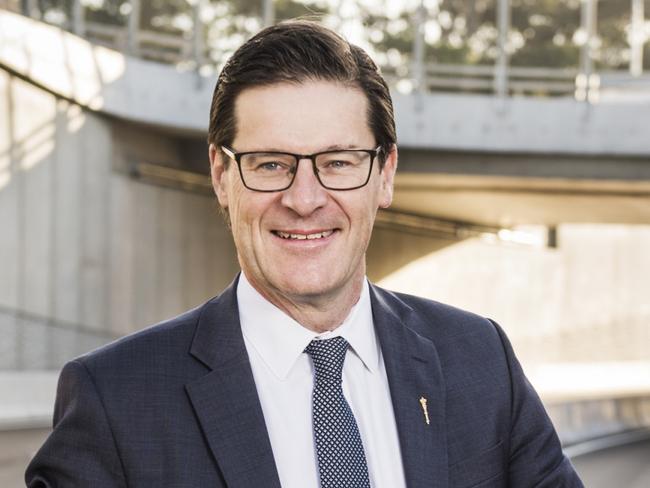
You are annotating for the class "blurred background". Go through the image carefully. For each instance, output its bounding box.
[1,0,649,486]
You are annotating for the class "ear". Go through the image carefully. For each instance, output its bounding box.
[209,143,229,209]
[378,144,398,209]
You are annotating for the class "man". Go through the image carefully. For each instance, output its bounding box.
[26,20,583,488]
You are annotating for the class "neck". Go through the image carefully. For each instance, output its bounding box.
[244,272,365,333]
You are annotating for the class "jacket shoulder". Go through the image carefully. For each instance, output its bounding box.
[372,285,499,344]
[74,298,214,375]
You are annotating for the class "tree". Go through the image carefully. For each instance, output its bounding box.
[21,0,648,71]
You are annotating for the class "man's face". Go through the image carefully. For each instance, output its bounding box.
[209,81,397,303]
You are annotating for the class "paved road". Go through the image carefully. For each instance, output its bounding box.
[572,438,650,488]
[2,429,650,487]
[0,428,49,488]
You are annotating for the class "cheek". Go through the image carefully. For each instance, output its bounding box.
[229,191,274,241]
[345,195,380,238]
[225,189,250,241]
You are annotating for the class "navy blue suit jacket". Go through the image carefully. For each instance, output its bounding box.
[26,278,583,487]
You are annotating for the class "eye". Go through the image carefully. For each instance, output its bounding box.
[317,151,364,171]
[324,159,353,169]
[255,160,291,172]
[331,160,350,168]
[258,161,279,170]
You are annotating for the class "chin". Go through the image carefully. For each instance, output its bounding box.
[269,266,351,298]
[277,275,336,297]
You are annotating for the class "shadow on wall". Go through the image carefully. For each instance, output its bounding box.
[0,70,95,370]
[0,67,238,371]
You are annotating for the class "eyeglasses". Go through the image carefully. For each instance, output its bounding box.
[220,146,382,192]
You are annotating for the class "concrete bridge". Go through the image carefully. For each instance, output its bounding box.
[2,9,649,236]
[1,7,649,359]
[1,10,650,485]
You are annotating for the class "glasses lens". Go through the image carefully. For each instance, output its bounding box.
[240,153,296,191]
[315,151,373,189]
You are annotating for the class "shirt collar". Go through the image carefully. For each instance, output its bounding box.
[237,273,379,380]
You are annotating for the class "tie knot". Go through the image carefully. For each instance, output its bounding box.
[305,336,349,382]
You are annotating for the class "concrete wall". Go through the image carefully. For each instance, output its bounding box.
[367,225,459,281]
[2,61,648,373]
[0,72,239,369]
[5,10,650,157]
[378,224,650,367]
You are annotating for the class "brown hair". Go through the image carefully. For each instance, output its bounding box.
[207,20,395,167]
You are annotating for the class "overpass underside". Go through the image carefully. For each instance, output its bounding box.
[390,148,650,229]
[3,8,649,235]
[2,7,649,324]
[368,149,650,281]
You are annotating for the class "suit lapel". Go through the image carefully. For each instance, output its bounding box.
[185,278,281,488]
[371,285,449,488]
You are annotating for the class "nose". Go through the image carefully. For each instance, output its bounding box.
[280,158,328,216]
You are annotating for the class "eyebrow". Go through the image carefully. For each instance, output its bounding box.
[245,144,364,153]
[322,143,359,151]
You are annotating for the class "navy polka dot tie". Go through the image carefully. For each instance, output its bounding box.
[305,337,371,488]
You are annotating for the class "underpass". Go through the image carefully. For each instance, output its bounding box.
[1,7,649,486]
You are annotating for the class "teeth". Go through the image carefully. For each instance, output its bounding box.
[276,230,334,240]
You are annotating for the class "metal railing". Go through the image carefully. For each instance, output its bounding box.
[383,63,581,97]
[3,0,649,99]
[383,62,650,98]
[3,0,204,66]
[82,21,196,64]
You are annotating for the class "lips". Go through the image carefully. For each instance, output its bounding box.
[273,230,336,240]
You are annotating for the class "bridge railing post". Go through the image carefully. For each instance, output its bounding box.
[630,0,645,76]
[494,0,510,98]
[262,0,274,28]
[192,0,204,69]
[411,0,426,95]
[577,0,598,102]
[71,0,85,37]
[24,0,39,18]
[127,0,141,56]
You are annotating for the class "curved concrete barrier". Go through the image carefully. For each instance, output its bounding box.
[0,371,58,430]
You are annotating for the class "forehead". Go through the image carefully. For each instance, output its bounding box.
[232,81,374,152]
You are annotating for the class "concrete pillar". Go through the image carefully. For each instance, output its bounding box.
[494,0,510,98]
[630,0,645,76]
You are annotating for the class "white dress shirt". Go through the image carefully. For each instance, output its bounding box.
[237,273,407,488]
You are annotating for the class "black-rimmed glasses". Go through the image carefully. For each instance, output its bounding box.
[220,146,382,192]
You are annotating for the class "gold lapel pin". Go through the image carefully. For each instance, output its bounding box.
[419,396,430,425]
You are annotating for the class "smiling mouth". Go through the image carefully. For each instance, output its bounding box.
[273,230,335,240]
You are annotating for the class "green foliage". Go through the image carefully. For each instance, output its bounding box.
[427,43,471,64]
[361,0,639,70]
[511,43,579,67]
[275,0,328,22]
[29,0,647,71]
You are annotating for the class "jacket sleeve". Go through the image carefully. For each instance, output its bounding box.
[490,320,584,487]
[24,360,128,487]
